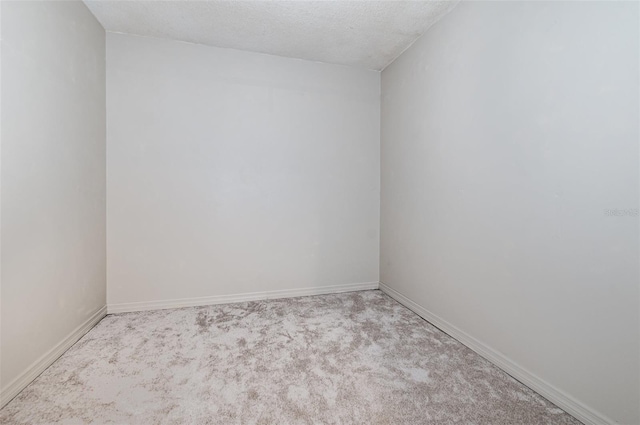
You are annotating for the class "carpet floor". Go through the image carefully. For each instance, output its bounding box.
[1,290,580,424]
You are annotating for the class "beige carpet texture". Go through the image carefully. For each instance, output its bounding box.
[1,291,580,424]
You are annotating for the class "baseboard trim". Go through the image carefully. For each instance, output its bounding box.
[379,282,614,425]
[107,281,380,314]
[0,305,107,409]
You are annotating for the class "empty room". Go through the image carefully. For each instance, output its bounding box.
[0,0,638,424]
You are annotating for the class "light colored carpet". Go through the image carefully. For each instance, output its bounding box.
[1,290,580,424]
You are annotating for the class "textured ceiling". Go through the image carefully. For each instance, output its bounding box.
[84,0,458,70]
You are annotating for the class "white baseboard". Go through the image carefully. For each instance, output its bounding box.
[107,281,380,314]
[0,305,107,409]
[379,282,613,425]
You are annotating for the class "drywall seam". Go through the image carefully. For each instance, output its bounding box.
[105,31,382,74]
[379,0,460,71]
[379,282,612,425]
[107,282,379,314]
[85,1,457,70]
[0,305,107,409]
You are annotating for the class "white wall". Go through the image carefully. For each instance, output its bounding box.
[1,0,106,403]
[106,33,380,307]
[380,2,638,424]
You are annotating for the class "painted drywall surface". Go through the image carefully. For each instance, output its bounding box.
[381,2,638,424]
[107,33,380,305]
[1,1,106,391]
